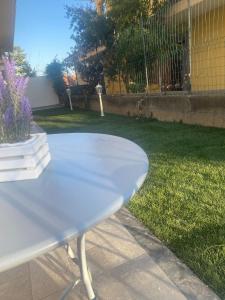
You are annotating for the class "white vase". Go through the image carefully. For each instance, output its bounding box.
[0,132,51,182]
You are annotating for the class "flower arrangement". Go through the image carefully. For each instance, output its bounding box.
[0,57,32,144]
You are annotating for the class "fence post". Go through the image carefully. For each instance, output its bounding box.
[140,16,150,94]
[188,0,192,92]
[158,60,162,94]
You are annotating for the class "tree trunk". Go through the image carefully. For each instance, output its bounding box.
[95,0,103,15]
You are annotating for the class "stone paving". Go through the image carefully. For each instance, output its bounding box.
[0,209,220,300]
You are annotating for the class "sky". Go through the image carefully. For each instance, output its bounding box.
[15,0,90,75]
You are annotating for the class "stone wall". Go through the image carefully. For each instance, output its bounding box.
[72,94,225,128]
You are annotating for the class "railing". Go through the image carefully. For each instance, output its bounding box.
[106,0,225,96]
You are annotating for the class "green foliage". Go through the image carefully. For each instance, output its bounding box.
[66,6,113,55]
[129,82,146,93]
[11,46,36,77]
[107,0,151,30]
[45,59,65,97]
[107,0,169,31]
[111,25,145,90]
[66,5,114,89]
[66,0,184,93]
[110,10,183,91]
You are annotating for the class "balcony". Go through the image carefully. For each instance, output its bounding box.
[170,0,225,18]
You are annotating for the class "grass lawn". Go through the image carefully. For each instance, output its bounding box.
[34,107,225,298]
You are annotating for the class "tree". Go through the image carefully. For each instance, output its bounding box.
[66,6,113,56]
[45,59,65,97]
[66,5,114,89]
[10,47,36,77]
[66,0,182,93]
[107,0,150,30]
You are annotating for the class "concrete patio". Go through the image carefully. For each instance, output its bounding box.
[0,208,219,300]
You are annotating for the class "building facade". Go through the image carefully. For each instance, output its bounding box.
[0,0,16,70]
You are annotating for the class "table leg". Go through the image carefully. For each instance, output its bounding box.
[77,234,96,300]
[60,234,96,300]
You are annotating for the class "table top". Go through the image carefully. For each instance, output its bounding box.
[0,133,148,272]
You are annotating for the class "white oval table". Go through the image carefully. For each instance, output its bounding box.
[0,133,149,299]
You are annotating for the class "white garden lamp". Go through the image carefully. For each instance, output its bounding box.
[96,83,104,117]
[66,87,73,111]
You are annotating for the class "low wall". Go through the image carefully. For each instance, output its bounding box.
[72,94,225,128]
[26,76,59,109]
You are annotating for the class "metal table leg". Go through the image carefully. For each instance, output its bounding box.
[77,234,96,300]
[60,234,96,300]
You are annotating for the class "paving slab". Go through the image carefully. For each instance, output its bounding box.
[0,264,32,300]
[0,209,220,300]
[116,208,220,300]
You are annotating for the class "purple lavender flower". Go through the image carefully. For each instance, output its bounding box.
[0,72,6,103]
[3,105,14,128]
[15,76,29,98]
[0,56,33,143]
[2,57,29,104]
[20,96,32,121]
[2,57,17,87]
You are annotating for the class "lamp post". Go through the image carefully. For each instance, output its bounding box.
[66,87,73,111]
[96,83,104,117]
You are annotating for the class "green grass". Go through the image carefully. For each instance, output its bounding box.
[34,107,225,298]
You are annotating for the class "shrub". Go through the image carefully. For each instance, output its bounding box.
[128,82,146,93]
[0,57,32,144]
[45,59,65,97]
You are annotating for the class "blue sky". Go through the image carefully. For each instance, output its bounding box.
[15,0,90,75]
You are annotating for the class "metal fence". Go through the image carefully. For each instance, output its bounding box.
[110,0,225,95]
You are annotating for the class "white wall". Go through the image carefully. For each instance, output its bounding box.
[26,76,59,109]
